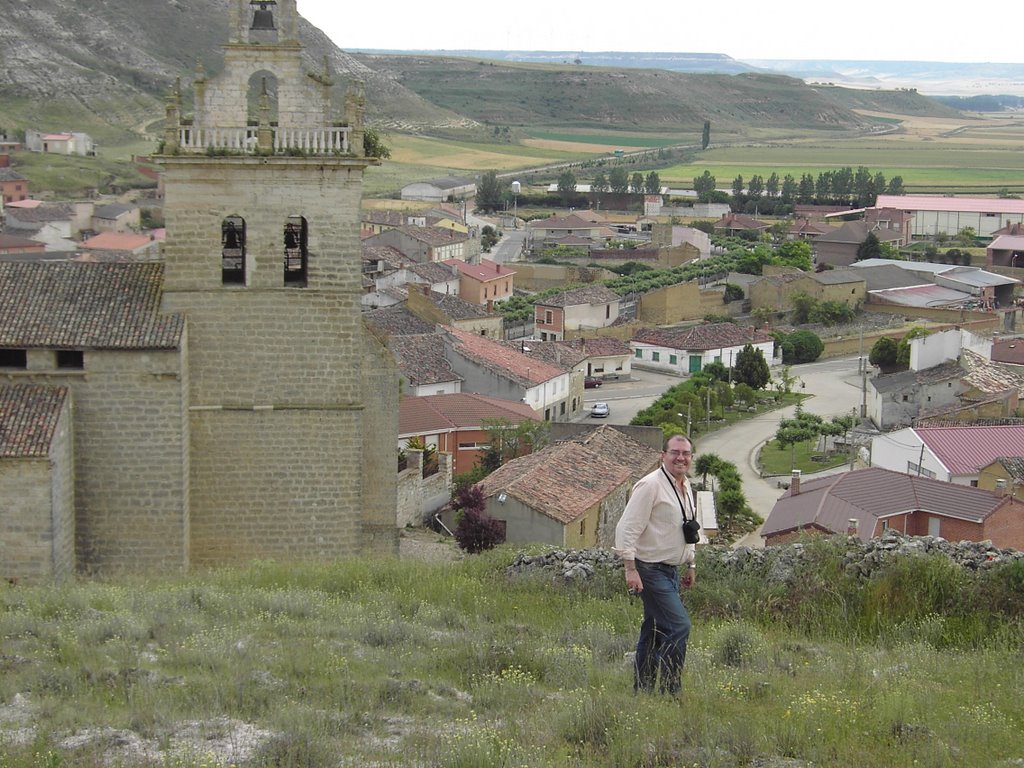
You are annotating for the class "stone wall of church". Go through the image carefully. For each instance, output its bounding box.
[0,398,75,582]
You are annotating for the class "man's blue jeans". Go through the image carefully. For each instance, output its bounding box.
[634,560,691,695]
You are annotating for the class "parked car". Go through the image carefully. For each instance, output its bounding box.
[590,402,610,418]
[584,376,603,389]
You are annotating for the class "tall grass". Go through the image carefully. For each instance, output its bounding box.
[0,540,1022,767]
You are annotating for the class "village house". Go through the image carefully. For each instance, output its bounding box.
[2,201,84,252]
[712,212,770,237]
[527,212,611,249]
[79,231,160,260]
[91,203,140,234]
[0,233,46,257]
[398,392,540,478]
[762,467,1024,550]
[0,167,29,204]
[444,257,515,304]
[363,225,473,263]
[24,130,96,156]
[977,456,1024,494]
[748,267,865,314]
[813,220,904,268]
[388,333,463,396]
[474,425,663,547]
[632,323,775,375]
[534,285,622,341]
[406,285,504,338]
[871,424,1024,485]
[442,325,577,422]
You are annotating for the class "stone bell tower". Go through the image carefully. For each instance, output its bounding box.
[158,0,397,566]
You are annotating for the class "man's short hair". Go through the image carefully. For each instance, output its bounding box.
[663,434,693,452]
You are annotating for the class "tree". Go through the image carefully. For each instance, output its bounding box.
[956,227,977,247]
[766,172,780,199]
[790,291,817,325]
[783,330,824,364]
[886,176,906,195]
[774,240,813,271]
[631,172,645,194]
[645,171,661,195]
[702,120,711,150]
[747,175,765,201]
[592,171,609,195]
[797,174,815,204]
[856,232,882,261]
[609,166,629,194]
[780,174,798,204]
[694,453,723,487]
[557,169,577,206]
[453,484,505,554]
[476,170,503,213]
[869,336,899,372]
[731,175,745,199]
[733,344,771,390]
[362,128,391,159]
[693,170,717,201]
[481,225,500,252]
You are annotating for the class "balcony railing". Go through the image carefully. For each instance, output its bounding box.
[175,126,350,155]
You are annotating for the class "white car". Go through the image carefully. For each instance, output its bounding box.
[590,402,610,418]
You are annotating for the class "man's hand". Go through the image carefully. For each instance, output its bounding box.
[681,568,696,589]
[622,565,638,593]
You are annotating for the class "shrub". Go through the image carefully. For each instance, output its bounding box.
[454,508,506,554]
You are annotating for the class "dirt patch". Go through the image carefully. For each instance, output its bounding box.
[398,527,463,563]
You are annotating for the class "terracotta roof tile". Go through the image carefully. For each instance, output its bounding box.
[537,285,620,308]
[388,333,461,387]
[364,305,435,336]
[399,392,538,435]
[0,262,182,350]
[0,383,69,458]
[476,425,661,523]
[633,322,771,351]
[447,325,562,386]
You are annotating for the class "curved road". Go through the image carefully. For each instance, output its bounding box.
[586,355,869,548]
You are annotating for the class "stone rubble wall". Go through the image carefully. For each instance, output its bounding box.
[505,530,1024,583]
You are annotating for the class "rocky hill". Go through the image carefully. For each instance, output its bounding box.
[0,0,958,143]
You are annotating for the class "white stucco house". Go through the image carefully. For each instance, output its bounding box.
[631,323,775,376]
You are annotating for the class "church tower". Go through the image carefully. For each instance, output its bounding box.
[159,0,398,565]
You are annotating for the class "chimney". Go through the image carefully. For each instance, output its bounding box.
[421,284,430,296]
[847,518,859,536]
[790,469,801,495]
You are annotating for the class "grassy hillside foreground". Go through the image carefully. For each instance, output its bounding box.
[1,536,1022,767]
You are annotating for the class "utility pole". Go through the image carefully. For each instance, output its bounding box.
[705,386,711,431]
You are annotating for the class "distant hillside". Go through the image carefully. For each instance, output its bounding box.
[0,1,969,144]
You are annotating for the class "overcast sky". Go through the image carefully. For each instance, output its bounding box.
[297,0,1022,64]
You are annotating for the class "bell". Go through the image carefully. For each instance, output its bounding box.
[250,1,276,30]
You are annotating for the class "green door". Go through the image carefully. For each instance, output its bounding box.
[688,355,702,373]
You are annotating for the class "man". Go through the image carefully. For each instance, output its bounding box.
[614,434,698,695]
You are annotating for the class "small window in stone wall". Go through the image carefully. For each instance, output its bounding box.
[222,215,246,285]
[56,350,84,369]
[283,215,308,287]
[0,349,27,368]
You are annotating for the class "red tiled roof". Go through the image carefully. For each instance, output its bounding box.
[0,383,69,457]
[476,425,660,524]
[0,262,183,350]
[915,424,1024,477]
[443,258,515,282]
[80,232,153,252]
[446,325,563,386]
[399,392,538,435]
[633,322,771,351]
[763,466,1007,541]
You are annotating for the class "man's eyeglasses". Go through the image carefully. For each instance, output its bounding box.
[665,450,693,458]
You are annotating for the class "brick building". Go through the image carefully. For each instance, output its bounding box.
[0,0,398,580]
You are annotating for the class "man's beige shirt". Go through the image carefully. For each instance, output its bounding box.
[614,464,697,567]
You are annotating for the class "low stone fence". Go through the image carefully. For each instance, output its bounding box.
[505,530,1024,583]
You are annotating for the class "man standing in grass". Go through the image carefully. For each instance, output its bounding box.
[615,434,698,695]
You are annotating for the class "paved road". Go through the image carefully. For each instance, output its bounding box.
[581,356,869,547]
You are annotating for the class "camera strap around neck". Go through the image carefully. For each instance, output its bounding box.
[661,465,691,522]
